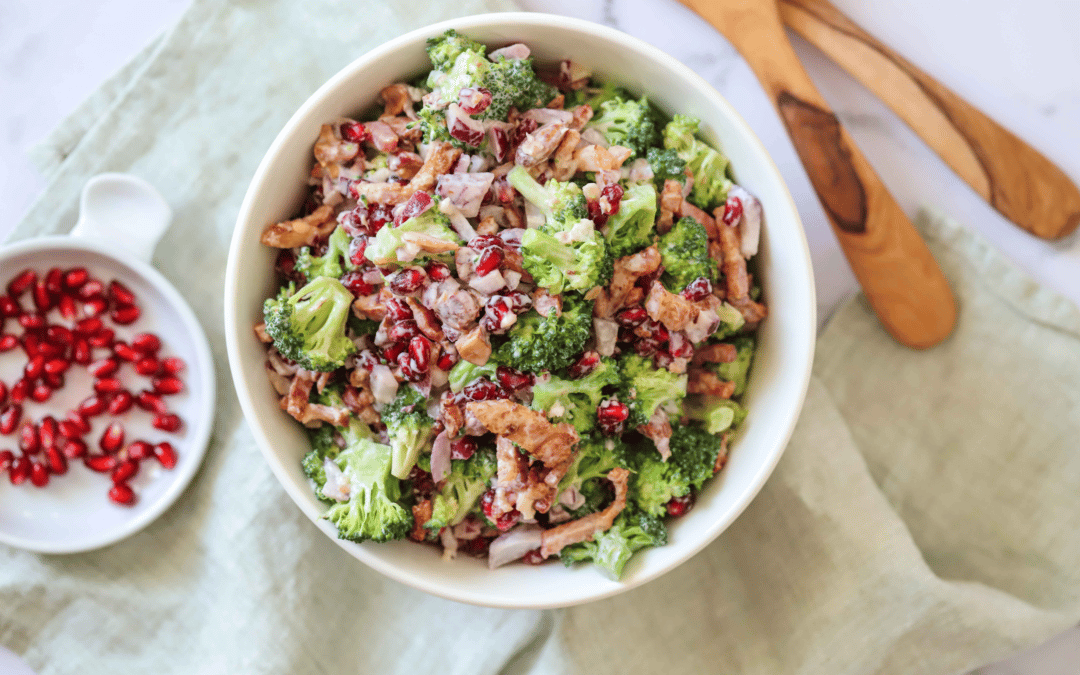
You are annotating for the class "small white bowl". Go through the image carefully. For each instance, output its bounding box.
[225,13,815,608]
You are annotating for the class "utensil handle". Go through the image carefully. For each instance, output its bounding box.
[779,0,1080,240]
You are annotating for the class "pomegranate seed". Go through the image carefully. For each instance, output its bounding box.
[24,354,45,380]
[39,416,58,448]
[382,341,406,363]
[94,378,124,395]
[340,121,369,143]
[77,279,105,299]
[0,382,5,406]
[108,280,136,306]
[153,414,183,433]
[568,351,602,379]
[385,297,412,322]
[75,317,103,335]
[99,422,125,453]
[107,391,135,415]
[45,324,73,346]
[58,295,78,320]
[450,437,477,460]
[7,269,36,296]
[459,379,508,402]
[426,261,451,281]
[43,372,65,390]
[387,320,421,344]
[127,441,154,460]
[44,268,63,295]
[436,351,457,371]
[65,411,92,434]
[0,334,17,351]
[667,493,696,517]
[721,195,743,226]
[38,341,62,360]
[496,365,533,392]
[30,384,52,403]
[495,510,521,532]
[397,352,425,382]
[0,450,12,472]
[681,277,713,302]
[633,337,661,357]
[18,423,40,455]
[9,457,30,484]
[136,390,168,414]
[58,421,84,441]
[469,234,504,252]
[160,357,186,375]
[79,394,109,416]
[83,297,109,317]
[10,379,30,404]
[111,304,141,325]
[32,282,55,312]
[521,549,545,565]
[72,339,92,365]
[86,455,117,472]
[46,447,68,475]
[108,483,137,506]
[0,296,20,318]
[481,299,513,334]
[19,313,46,330]
[61,438,88,459]
[29,462,49,487]
[89,327,116,348]
[44,358,70,376]
[135,357,160,376]
[615,306,648,327]
[0,404,22,434]
[154,442,178,469]
[88,357,119,378]
[597,398,630,436]
[474,247,505,276]
[389,268,426,294]
[408,336,432,370]
[112,459,139,484]
[63,267,89,291]
[340,271,375,297]
[130,333,160,354]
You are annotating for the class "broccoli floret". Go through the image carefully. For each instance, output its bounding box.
[364,206,461,266]
[558,433,629,495]
[302,414,374,502]
[381,385,436,480]
[565,80,632,110]
[618,354,688,427]
[348,315,380,337]
[322,435,412,543]
[566,477,613,518]
[532,358,621,433]
[588,96,659,158]
[629,423,722,517]
[495,295,594,373]
[425,447,497,532]
[711,302,747,340]
[294,225,356,281]
[603,183,657,258]
[668,423,725,490]
[483,56,558,120]
[560,508,667,579]
[658,216,716,292]
[646,147,687,191]
[263,277,357,372]
[426,29,486,72]
[447,360,501,393]
[663,114,733,211]
[415,107,461,147]
[507,165,588,228]
[712,335,755,397]
[684,396,747,434]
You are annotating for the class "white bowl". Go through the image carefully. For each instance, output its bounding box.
[225,12,815,608]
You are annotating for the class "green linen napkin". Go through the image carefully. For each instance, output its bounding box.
[3,1,1079,673]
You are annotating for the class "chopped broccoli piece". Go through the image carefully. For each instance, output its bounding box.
[663,114,732,211]
[566,477,613,518]
[425,29,486,72]
[425,447,498,531]
[415,106,462,148]
[646,147,687,190]
[428,48,490,106]
[668,423,725,491]
[507,165,588,228]
[558,433,629,493]
[348,315,380,337]
[364,206,460,266]
[587,96,659,158]
[618,354,687,427]
[560,508,667,579]
[658,216,716,292]
[566,80,632,110]
[520,225,612,295]
[711,335,755,397]
[629,423,722,517]
[263,277,357,372]
[294,225,356,281]
[603,183,657,258]
[447,360,501,393]
[302,414,375,502]
[322,435,412,543]
[381,385,436,479]
[684,396,746,435]
[483,56,558,120]
[495,295,594,373]
[532,358,621,433]
[711,302,747,340]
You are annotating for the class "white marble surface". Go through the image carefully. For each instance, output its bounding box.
[1,0,1078,672]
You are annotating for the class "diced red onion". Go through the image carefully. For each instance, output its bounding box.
[593,317,618,357]
[431,430,451,482]
[488,43,530,61]
[488,525,543,569]
[370,364,398,405]
[394,190,433,226]
[522,108,574,126]
[558,484,586,511]
[365,120,398,153]
[446,103,486,148]
[728,185,762,259]
[437,172,495,218]
[469,269,505,295]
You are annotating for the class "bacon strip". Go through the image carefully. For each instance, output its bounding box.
[466,400,579,479]
[687,369,736,398]
[540,467,629,558]
[691,343,738,365]
[657,179,683,234]
[644,280,697,331]
[260,205,336,248]
[409,142,463,195]
[593,245,661,318]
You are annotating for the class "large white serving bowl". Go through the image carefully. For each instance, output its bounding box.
[224,12,815,609]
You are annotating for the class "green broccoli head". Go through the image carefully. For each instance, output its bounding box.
[507,166,588,227]
[263,277,357,372]
[658,216,716,292]
[560,508,667,579]
[426,29,486,72]
[684,396,747,435]
[712,302,747,341]
[668,423,725,491]
[302,414,375,502]
[628,423,722,518]
[710,335,755,397]
[364,205,460,266]
[381,385,436,480]
[447,360,501,393]
[603,183,657,258]
[425,447,497,532]
[618,354,688,427]
[646,147,687,191]
[559,432,630,494]
[415,107,461,148]
[294,225,357,281]
[322,436,412,543]
[588,96,659,158]
[575,81,633,110]
[532,358,621,433]
[483,56,558,121]
[663,114,733,211]
[494,295,594,373]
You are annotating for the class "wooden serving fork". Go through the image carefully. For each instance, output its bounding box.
[680,0,957,349]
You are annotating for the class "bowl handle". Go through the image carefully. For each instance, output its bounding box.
[70,173,173,265]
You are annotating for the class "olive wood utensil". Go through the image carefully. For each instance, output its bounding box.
[680,0,957,348]
[778,0,1080,240]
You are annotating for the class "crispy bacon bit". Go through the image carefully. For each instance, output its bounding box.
[714,206,749,301]
[638,407,673,460]
[657,179,684,234]
[549,129,581,181]
[380,83,414,117]
[254,323,272,344]
[594,246,662,318]
[692,343,738,365]
[390,152,424,180]
[313,124,359,178]
[351,181,408,205]
[465,400,579,480]
[679,200,718,240]
[493,436,530,517]
[715,433,730,473]
[556,60,591,90]
[644,280,697,332]
[281,370,350,427]
[569,104,594,131]
[410,499,433,541]
[366,120,399,153]
[381,115,422,144]
[408,142,462,195]
[687,369,736,398]
[540,467,629,558]
[454,325,491,366]
[404,297,445,342]
[260,205,336,249]
[439,391,465,439]
[516,123,569,167]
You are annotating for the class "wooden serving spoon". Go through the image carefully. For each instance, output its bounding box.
[680,0,957,349]
[779,0,1080,240]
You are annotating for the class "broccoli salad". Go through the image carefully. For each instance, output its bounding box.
[255,31,767,579]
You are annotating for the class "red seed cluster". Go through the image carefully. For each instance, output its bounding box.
[0,267,187,506]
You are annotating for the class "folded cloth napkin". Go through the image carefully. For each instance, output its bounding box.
[3,1,1079,673]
